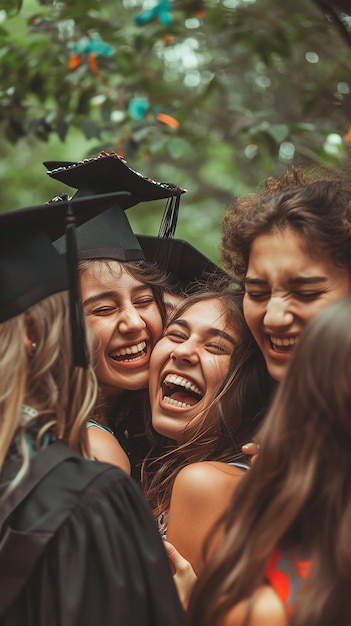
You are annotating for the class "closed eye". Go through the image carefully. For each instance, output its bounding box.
[209,343,228,354]
[90,306,116,315]
[245,291,270,300]
[207,343,232,354]
[133,297,155,307]
[294,291,326,300]
[165,330,188,342]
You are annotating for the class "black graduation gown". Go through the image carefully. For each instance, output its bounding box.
[1,454,183,626]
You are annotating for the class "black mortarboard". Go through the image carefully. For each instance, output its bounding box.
[136,235,230,295]
[44,151,185,261]
[0,191,131,365]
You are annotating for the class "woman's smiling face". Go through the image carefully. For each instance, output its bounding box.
[149,298,237,445]
[243,228,351,382]
[80,260,163,397]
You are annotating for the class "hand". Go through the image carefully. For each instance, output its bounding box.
[242,441,260,465]
[163,541,198,610]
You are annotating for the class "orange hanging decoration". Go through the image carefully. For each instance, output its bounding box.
[155,113,179,128]
[68,54,83,69]
[87,52,99,76]
[344,123,351,142]
[116,139,125,157]
[163,34,174,46]
[87,53,112,98]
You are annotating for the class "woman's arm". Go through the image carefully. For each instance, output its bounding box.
[166,461,244,575]
[87,426,131,474]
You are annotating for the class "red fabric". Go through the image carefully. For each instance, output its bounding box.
[265,547,311,616]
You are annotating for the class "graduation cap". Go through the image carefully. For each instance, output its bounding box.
[44,151,185,261]
[136,235,230,295]
[0,191,131,366]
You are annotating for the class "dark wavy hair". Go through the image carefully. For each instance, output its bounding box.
[79,258,168,478]
[142,284,273,518]
[188,296,351,626]
[221,166,351,285]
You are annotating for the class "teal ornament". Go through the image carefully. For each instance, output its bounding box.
[134,0,172,26]
[71,34,114,58]
[128,98,149,119]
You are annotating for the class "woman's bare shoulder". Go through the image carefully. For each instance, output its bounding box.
[173,461,244,493]
[220,586,288,626]
[87,425,131,474]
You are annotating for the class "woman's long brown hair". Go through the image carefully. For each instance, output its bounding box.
[142,285,272,519]
[187,297,351,626]
[79,258,168,476]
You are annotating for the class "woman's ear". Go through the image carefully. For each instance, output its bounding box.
[24,313,37,357]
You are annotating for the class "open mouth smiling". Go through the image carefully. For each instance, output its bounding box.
[110,340,147,363]
[162,374,203,408]
[269,335,298,353]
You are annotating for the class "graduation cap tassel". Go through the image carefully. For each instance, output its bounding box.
[157,189,181,239]
[65,204,89,368]
[154,237,173,279]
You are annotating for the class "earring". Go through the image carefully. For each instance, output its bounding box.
[30,341,37,357]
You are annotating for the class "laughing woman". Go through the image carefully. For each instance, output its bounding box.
[79,257,166,476]
[221,166,351,463]
[0,198,183,626]
[47,152,183,478]
[142,286,272,576]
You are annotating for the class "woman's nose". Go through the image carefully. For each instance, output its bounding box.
[170,340,199,366]
[118,306,146,333]
[263,296,294,328]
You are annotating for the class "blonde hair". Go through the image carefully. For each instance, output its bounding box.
[0,291,97,494]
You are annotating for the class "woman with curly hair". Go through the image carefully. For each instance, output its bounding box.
[221,166,351,383]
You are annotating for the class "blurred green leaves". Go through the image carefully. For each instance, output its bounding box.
[0,0,350,260]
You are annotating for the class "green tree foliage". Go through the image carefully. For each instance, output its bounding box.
[0,0,350,260]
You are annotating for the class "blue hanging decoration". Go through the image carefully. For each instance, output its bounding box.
[71,33,114,59]
[134,0,172,26]
[128,98,150,119]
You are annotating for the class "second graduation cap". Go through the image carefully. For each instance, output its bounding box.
[0,191,131,366]
[44,151,185,261]
[136,235,230,295]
